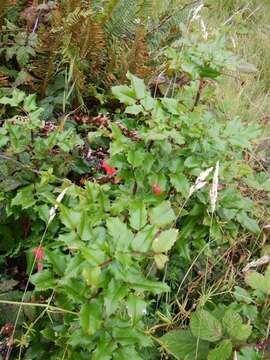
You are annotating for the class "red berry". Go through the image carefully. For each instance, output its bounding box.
[152,184,162,196]
[32,246,44,261]
[101,161,117,176]
[32,246,45,272]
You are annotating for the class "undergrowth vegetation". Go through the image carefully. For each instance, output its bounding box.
[0,1,270,359]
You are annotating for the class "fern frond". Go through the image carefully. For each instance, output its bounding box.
[100,0,121,23]
[128,24,151,78]
[105,0,141,38]
[0,0,10,25]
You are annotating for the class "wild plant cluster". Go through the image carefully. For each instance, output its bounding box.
[0,1,269,359]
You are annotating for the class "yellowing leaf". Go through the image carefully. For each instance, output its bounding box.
[152,229,178,253]
[154,254,169,269]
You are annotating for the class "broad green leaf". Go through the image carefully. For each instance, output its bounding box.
[126,294,147,324]
[154,254,169,269]
[160,330,209,360]
[150,201,176,227]
[233,286,252,304]
[31,270,55,290]
[81,246,106,266]
[132,225,156,252]
[127,72,146,99]
[113,347,143,360]
[125,271,170,294]
[130,278,170,294]
[45,250,67,276]
[68,329,94,348]
[11,185,35,209]
[245,265,270,295]
[141,95,155,111]
[199,65,221,78]
[190,309,222,342]
[161,98,180,114]
[104,280,127,316]
[127,149,145,168]
[63,254,84,279]
[129,201,147,230]
[112,326,152,347]
[92,340,117,360]
[107,217,133,251]
[236,211,260,234]
[23,93,37,112]
[59,206,82,230]
[222,310,252,341]
[0,89,25,106]
[82,265,101,287]
[152,229,178,253]
[111,85,136,105]
[170,173,190,198]
[0,128,9,147]
[79,301,102,335]
[125,104,144,115]
[208,340,232,360]
[237,348,262,360]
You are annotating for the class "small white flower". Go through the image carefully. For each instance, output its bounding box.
[188,167,213,197]
[48,187,69,225]
[209,161,219,213]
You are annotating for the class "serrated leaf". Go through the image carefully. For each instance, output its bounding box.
[170,173,190,198]
[82,266,101,287]
[152,229,178,253]
[161,98,180,114]
[125,104,144,115]
[107,217,133,251]
[199,65,221,79]
[126,294,147,324]
[129,201,147,231]
[125,271,170,294]
[141,95,155,111]
[113,347,143,360]
[45,249,67,276]
[31,270,55,290]
[233,286,252,304]
[132,225,155,252]
[23,94,37,112]
[237,348,262,360]
[150,201,176,227]
[111,85,136,105]
[222,310,252,341]
[79,301,102,335]
[160,330,209,360]
[127,149,145,167]
[154,254,169,269]
[236,211,260,234]
[127,72,146,99]
[11,185,35,209]
[207,340,232,360]
[104,280,127,316]
[245,266,270,295]
[0,89,25,106]
[190,309,222,342]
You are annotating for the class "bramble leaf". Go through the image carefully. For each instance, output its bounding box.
[190,309,222,342]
